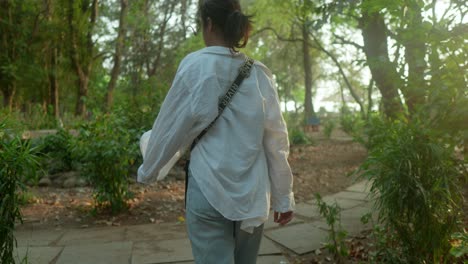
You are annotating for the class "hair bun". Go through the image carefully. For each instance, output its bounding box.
[201,0,253,51]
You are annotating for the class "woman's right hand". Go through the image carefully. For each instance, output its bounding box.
[274,211,294,226]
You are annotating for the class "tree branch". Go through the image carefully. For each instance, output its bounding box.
[332,33,364,51]
[252,27,303,42]
[309,31,366,118]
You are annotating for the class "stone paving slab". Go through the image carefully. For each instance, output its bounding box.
[346,181,371,193]
[132,238,193,264]
[14,246,63,264]
[305,196,365,210]
[15,229,65,247]
[264,213,304,230]
[56,241,133,264]
[257,255,289,264]
[168,255,289,264]
[126,223,187,242]
[57,226,126,246]
[294,203,321,219]
[332,191,369,201]
[265,223,328,255]
[259,237,282,255]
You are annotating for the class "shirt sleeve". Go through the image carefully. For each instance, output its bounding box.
[263,77,295,213]
[137,66,218,184]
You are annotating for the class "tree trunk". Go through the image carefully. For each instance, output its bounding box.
[68,0,98,116]
[180,0,188,39]
[148,1,176,77]
[49,47,60,119]
[2,86,15,110]
[196,0,203,32]
[402,3,427,114]
[359,8,403,118]
[302,23,315,123]
[45,0,59,119]
[367,79,374,118]
[106,0,128,110]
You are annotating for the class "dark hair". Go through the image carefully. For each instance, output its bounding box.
[200,0,253,51]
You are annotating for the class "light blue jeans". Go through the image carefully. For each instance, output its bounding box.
[185,173,264,264]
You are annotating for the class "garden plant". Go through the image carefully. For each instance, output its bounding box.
[358,119,465,263]
[0,120,41,263]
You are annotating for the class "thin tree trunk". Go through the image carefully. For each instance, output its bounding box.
[302,23,315,123]
[68,0,98,116]
[367,79,374,118]
[181,0,188,39]
[49,47,60,119]
[45,0,59,119]
[2,86,15,110]
[148,1,176,77]
[196,0,203,32]
[106,0,128,110]
[402,3,427,114]
[359,7,403,118]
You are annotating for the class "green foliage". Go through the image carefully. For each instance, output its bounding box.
[0,120,40,264]
[41,129,75,174]
[74,114,135,214]
[322,119,335,139]
[339,107,364,137]
[289,128,312,145]
[450,231,468,260]
[21,104,58,130]
[17,191,37,206]
[358,119,464,263]
[315,193,348,263]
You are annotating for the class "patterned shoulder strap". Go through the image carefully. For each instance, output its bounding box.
[190,56,255,150]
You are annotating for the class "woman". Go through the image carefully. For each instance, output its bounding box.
[137,0,295,263]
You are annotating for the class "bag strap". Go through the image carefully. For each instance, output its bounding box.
[190,56,255,151]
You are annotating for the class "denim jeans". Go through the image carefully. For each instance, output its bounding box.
[185,173,264,264]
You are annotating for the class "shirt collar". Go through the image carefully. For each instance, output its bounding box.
[200,46,243,57]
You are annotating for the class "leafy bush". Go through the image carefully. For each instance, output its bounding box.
[41,129,75,174]
[74,114,135,214]
[289,128,311,145]
[340,112,364,138]
[322,119,335,139]
[0,120,40,264]
[450,231,468,260]
[358,119,464,263]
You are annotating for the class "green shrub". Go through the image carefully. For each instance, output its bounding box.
[0,120,40,264]
[289,128,311,145]
[450,231,468,260]
[74,114,134,214]
[41,129,75,174]
[323,119,336,139]
[358,119,464,263]
[340,112,364,137]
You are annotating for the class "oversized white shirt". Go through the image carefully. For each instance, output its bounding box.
[137,46,295,232]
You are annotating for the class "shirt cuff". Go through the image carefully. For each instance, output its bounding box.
[271,192,295,213]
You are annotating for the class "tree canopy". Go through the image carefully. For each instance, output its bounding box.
[0,0,466,137]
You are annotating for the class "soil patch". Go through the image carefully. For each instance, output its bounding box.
[18,136,367,231]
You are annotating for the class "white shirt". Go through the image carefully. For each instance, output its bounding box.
[137,46,295,232]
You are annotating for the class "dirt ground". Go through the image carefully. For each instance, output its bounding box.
[16,129,467,263]
[18,131,367,231]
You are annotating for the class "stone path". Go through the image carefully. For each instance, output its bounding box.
[14,181,373,264]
